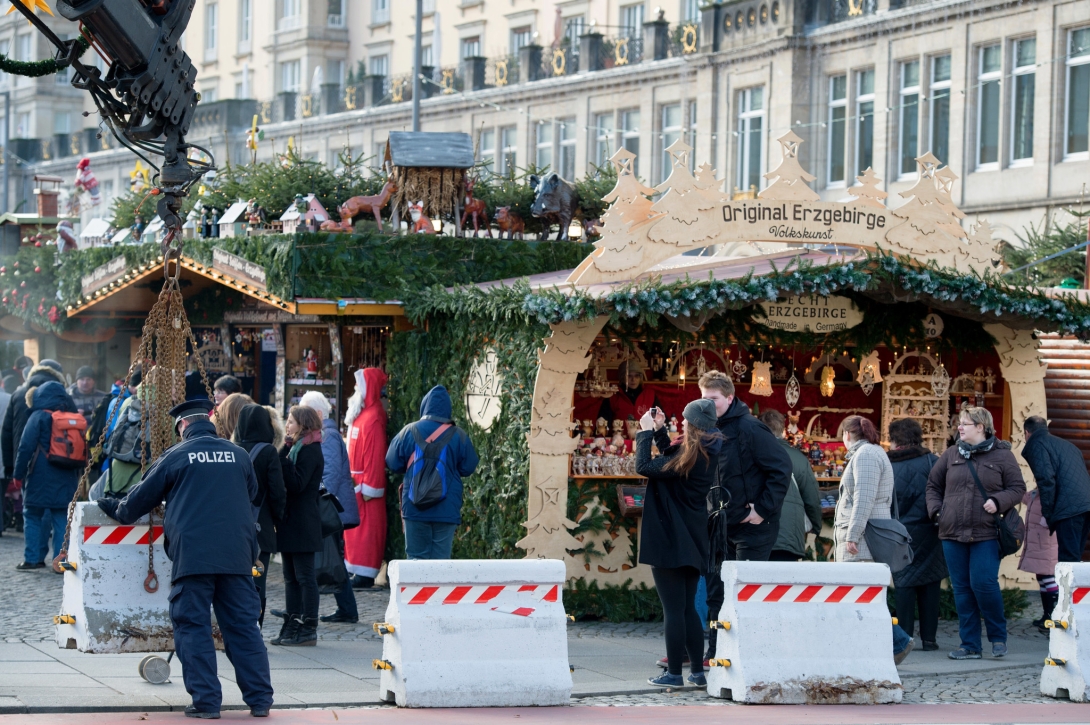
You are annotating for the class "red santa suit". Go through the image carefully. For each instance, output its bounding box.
[344,367,389,579]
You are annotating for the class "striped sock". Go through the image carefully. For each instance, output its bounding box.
[1038,575,1059,594]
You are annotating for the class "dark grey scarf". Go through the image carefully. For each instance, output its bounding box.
[957,436,996,460]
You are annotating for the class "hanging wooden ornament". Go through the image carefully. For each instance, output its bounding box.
[931,362,951,398]
[820,364,836,397]
[750,361,773,396]
[856,351,883,397]
[785,373,800,408]
[731,350,748,381]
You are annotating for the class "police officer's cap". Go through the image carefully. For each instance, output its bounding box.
[168,398,215,421]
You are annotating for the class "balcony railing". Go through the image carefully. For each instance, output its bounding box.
[327,14,345,27]
[276,14,301,31]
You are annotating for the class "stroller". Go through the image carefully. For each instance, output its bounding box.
[3,478,22,532]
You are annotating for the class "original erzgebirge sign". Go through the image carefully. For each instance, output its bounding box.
[721,202,889,242]
[758,295,864,333]
[212,248,267,291]
[81,255,126,298]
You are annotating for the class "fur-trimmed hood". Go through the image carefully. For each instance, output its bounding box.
[23,363,66,406]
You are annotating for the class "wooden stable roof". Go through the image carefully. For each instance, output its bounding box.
[66,256,294,318]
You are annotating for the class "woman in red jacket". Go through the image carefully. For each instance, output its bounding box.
[344,367,389,588]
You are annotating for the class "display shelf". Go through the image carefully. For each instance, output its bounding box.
[881,350,951,453]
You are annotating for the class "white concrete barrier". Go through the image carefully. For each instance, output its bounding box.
[375,559,571,707]
[1041,562,1090,701]
[706,561,902,704]
[54,501,174,653]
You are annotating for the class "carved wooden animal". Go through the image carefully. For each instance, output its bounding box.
[494,207,525,240]
[408,200,436,235]
[530,172,580,241]
[337,180,397,230]
[460,177,491,238]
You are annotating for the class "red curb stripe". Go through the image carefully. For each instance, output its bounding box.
[543,585,559,602]
[765,585,792,602]
[518,585,537,592]
[408,586,439,605]
[510,607,535,617]
[1074,587,1089,604]
[855,586,883,604]
[475,585,504,604]
[102,526,132,545]
[826,585,853,603]
[795,585,823,602]
[444,586,472,604]
[82,525,99,542]
[738,584,761,601]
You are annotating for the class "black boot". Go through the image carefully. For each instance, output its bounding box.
[281,616,317,647]
[271,614,300,646]
[258,598,267,629]
[1036,591,1059,633]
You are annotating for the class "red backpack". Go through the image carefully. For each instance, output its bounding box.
[46,410,88,469]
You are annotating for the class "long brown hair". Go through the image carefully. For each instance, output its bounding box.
[213,393,255,440]
[664,424,724,476]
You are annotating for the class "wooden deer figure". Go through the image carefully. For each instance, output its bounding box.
[336,179,397,231]
[460,177,491,238]
[408,200,436,235]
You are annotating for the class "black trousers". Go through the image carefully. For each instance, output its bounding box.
[1055,512,1090,563]
[705,520,779,659]
[894,579,941,642]
[281,551,318,619]
[651,566,705,676]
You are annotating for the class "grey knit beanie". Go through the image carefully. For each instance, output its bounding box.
[682,399,718,431]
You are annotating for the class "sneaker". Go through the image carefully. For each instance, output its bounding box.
[992,642,1008,658]
[351,575,375,590]
[319,610,359,624]
[894,638,914,665]
[948,647,982,660]
[921,640,938,651]
[655,655,690,669]
[184,706,220,719]
[687,672,707,688]
[647,672,684,688]
[15,561,43,570]
[250,708,270,718]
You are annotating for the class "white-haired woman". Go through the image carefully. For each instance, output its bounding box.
[299,390,359,623]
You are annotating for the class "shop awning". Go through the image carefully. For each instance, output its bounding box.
[294,297,405,317]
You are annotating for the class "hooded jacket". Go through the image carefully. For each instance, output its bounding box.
[13,382,80,509]
[386,385,480,524]
[234,404,288,553]
[1021,429,1090,530]
[1019,489,1059,576]
[320,417,359,528]
[926,439,1026,543]
[713,396,793,525]
[67,383,107,423]
[347,368,388,499]
[772,441,824,558]
[888,445,947,587]
[2,362,65,478]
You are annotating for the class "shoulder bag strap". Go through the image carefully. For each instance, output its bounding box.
[965,458,1001,527]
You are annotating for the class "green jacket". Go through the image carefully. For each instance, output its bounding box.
[773,440,824,557]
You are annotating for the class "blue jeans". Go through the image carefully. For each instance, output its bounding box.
[695,576,709,629]
[23,506,66,565]
[892,623,911,655]
[404,520,457,560]
[942,539,1007,652]
[333,575,358,619]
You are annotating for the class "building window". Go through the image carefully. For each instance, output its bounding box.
[369,54,388,78]
[899,60,920,177]
[511,26,532,54]
[500,125,518,176]
[687,100,697,170]
[421,45,433,67]
[53,111,70,135]
[620,4,644,38]
[660,103,682,184]
[204,2,218,60]
[855,69,874,175]
[827,74,847,186]
[478,128,495,173]
[328,59,345,87]
[371,0,389,25]
[682,0,701,22]
[201,86,217,102]
[976,44,1001,169]
[16,34,30,63]
[238,0,252,51]
[1010,38,1035,164]
[1065,27,1090,158]
[929,55,951,165]
[16,112,29,137]
[737,86,764,193]
[461,36,481,59]
[565,17,585,47]
[559,118,576,180]
[281,60,301,92]
[622,109,640,176]
[594,112,614,169]
[280,0,302,30]
[536,122,553,172]
[328,0,345,27]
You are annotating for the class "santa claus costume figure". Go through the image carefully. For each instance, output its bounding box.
[74,158,101,207]
[344,367,389,587]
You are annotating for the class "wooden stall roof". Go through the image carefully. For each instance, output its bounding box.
[66,256,294,318]
[295,298,405,317]
[386,132,474,169]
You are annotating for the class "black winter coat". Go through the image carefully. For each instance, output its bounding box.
[635,427,719,571]
[713,397,792,525]
[277,440,323,553]
[234,405,287,553]
[889,446,947,587]
[1022,429,1090,531]
[2,363,65,478]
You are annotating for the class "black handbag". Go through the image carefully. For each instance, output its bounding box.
[318,489,345,539]
[864,486,914,573]
[314,530,348,587]
[966,458,1025,558]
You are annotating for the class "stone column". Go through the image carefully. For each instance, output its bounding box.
[643,17,670,62]
[579,32,604,72]
[518,44,544,83]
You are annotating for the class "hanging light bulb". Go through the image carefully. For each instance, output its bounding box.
[750,360,773,396]
[820,355,836,397]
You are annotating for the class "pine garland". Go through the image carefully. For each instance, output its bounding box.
[0,36,90,78]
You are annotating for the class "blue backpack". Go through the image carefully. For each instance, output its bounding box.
[405,423,458,510]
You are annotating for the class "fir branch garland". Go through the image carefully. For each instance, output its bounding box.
[0,36,90,78]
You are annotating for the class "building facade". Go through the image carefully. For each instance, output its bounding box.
[9,0,1090,244]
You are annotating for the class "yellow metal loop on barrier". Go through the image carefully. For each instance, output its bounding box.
[373,623,396,635]
[567,615,575,622]
[372,659,393,671]
[708,658,732,667]
[1045,657,1067,666]
[1045,619,1069,630]
[53,614,75,625]
[710,620,731,630]
[59,560,77,572]
[891,617,898,625]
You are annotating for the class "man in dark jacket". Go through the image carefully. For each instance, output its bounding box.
[888,418,944,650]
[1023,416,1090,562]
[96,399,273,719]
[2,360,64,479]
[759,410,822,561]
[699,371,792,662]
[68,365,107,424]
[12,382,79,569]
[386,385,479,559]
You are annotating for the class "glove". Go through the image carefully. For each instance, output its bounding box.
[96,497,120,520]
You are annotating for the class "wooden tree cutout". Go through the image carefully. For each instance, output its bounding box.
[759,131,819,201]
[848,168,888,208]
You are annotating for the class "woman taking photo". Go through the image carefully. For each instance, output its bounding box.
[635,399,722,689]
[926,406,1025,660]
[272,405,325,647]
[833,416,894,563]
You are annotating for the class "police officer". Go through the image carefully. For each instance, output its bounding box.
[97,399,274,719]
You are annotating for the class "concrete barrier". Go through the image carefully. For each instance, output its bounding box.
[706,561,902,704]
[1041,562,1090,701]
[374,559,571,707]
[54,501,175,653]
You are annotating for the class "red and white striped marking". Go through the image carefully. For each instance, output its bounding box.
[399,584,559,608]
[1073,587,1090,605]
[736,584,884,604]
[83,525,164,545]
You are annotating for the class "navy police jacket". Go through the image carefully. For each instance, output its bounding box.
[108,418,259,581]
